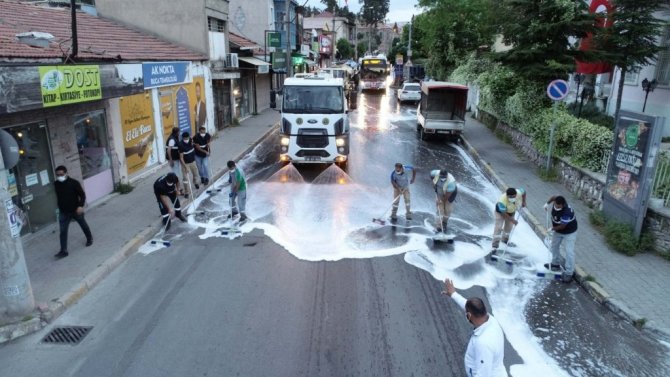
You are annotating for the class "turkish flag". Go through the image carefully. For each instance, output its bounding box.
[575,0,614,74]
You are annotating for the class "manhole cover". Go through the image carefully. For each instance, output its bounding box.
[41,326,93,345]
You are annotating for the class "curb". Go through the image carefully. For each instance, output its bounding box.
[460,134,670,342]
[0,121,279,345]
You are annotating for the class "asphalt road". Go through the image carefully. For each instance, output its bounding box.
[0,87,668,377]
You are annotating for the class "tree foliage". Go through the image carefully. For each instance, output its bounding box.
[416,0,497,79]
[336,38,354,59]
[359,0,390,27]
[495,0,597,85]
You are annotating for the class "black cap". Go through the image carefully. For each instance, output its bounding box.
[439,169,448,177]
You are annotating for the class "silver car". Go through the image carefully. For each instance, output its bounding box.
[397,82,421,104]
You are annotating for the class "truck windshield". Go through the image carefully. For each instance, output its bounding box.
[283,85,344,114]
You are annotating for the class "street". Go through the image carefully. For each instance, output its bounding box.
[1,88,669,377]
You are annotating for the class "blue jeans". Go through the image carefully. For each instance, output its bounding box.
[195,155,210,181]
[550,231,577,274]
[229,191,247,214]
[59,211,92,252]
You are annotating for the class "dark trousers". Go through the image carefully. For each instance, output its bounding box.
[59,212,92,252]
[156,193,182,225]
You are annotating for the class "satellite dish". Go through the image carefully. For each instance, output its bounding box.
[0,129,20,170]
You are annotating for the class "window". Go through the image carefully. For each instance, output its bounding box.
[208,17,226,33]
[75,110,111,179]
[624,66,640,85]
[655,26,670,86]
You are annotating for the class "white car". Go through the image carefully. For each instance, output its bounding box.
[397,82,421,104]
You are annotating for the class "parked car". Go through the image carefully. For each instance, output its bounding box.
[397,82,421,104]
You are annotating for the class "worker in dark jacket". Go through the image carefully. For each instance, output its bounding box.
[54,165,93,259]
[154,172,187,231]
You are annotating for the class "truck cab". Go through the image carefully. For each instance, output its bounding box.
[271,76,350,168]
[416,81,468,141]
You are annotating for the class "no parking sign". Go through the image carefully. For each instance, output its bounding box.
[547,79,569,101]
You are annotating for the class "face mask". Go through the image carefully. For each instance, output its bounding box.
[184,138,190,143]
[509,198,516,203]
[553,205,561,211]
[200,133,206,137]
[440,177,447,182]
[56,176,67,182]
[167,182,174,187]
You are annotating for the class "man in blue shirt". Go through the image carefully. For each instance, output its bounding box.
[544,195,578,283]
[390,163,416,220]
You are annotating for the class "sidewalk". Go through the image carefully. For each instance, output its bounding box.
[461,114,670,341]
[0,110,279,343]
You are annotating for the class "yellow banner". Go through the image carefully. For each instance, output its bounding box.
[39,65,102,107]
[120,92,155,175]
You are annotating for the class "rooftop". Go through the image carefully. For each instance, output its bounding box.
[0,0,205,62]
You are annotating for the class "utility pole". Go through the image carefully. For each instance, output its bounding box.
[285,0,292,77]
[407,15,413,66]
[0,140,34,324]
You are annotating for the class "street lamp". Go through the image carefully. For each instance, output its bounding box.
[641,78,657,113]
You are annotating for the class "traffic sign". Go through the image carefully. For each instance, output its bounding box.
[546,79,569,101]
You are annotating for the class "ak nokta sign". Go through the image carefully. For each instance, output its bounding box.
[39,65,102,107]
[142,62,192,90]
[546,79,569,101]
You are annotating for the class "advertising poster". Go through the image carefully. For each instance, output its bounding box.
[119,91,158,175]
[605,118,651,210]
[160,76,206,143]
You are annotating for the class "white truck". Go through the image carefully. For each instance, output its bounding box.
[416,81,468,141]
[271,76,350,168]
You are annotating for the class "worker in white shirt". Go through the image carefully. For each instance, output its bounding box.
[442,278,508,377]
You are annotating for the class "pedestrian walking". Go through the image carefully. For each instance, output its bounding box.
[491,187,526,253]
[390,162,416,220]
[442,277,508,377]
[153,172,187,231]
[227,160,247,221]
[193,126,212,185]
[165,127,183,195]
[544,195,578,283]
[54,165,93,259]
[430,168,458,233]
[179,132,201,197]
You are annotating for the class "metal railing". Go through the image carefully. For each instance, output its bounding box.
[651,151,670,207]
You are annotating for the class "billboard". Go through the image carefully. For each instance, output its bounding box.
[119,91,158,175]
[39,65,102,107]
[602,111,666,236]
[158,76,207,149]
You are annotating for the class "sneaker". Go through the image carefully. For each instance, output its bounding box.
[435,228,443,234]
[405,213,412,220]
[543,263,561,272]
[390,214,398,221]
[177,214,187,223]
[195,184,200,190]
[86,238,93,247]
[239,214,248,222]
[54,251,69,259]
[562,273,574,283]
[490,248,498,255]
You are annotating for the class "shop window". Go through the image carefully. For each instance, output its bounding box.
[75,110,111,179]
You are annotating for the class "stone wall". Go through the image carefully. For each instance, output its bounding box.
[475,110,670,252]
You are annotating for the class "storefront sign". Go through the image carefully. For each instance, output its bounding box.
[120,92,157,175]
[39,65,102,107]
[258,65,270,74]
[142,62,193,89]
[267,32,282,48]
[319,35,332,54]
[4,198,21,238]
[39,169,49,186]
[7,172,18,197]
[603,110,666,236]
[272,52,287,70]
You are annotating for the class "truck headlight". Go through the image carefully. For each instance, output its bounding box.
[336,138,345,147]
[280,137,290,146]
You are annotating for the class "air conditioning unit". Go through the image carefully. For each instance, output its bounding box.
[227,53,239,68]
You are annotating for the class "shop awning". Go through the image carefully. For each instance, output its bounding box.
[238,56,271,66]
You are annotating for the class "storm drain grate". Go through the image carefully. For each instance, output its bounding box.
[41,326,93,345]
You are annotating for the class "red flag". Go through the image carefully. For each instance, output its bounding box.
[575,0,614,74]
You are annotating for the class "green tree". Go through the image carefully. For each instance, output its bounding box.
[336,38,354,59]
[495,0,597,85]
[416,0,497,79]
[593,0,668,122]
[359,0,390,27]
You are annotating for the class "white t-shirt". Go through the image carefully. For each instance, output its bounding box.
[451,292,508,377]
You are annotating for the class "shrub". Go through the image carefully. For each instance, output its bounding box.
[116,183,134,194]
[589,210,607,229]
[603,221,639,256]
